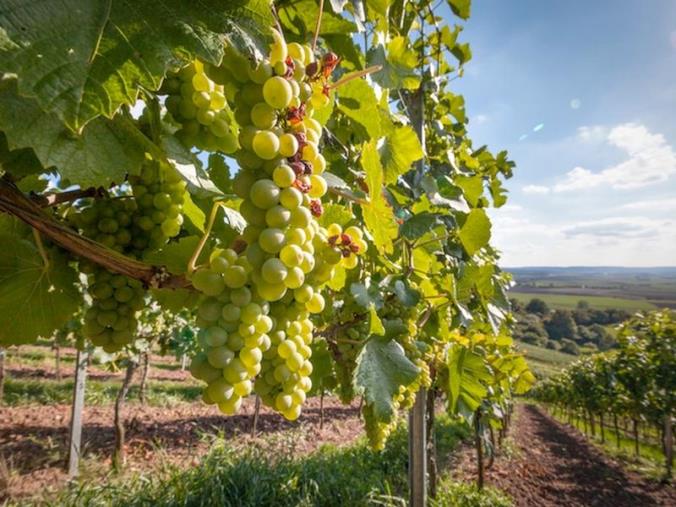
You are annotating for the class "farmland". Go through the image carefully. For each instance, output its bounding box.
[508,267,676,310]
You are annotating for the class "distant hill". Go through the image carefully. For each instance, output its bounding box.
[505,266,676,310]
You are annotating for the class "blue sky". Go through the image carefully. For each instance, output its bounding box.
[446,0,676,267]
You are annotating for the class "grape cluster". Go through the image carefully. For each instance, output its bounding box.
[71,161,187,352]
[129,160,187,253]
[186,31,357,419]
[81,263,145,351]
[188,248,272,414]
[163,60,238,154]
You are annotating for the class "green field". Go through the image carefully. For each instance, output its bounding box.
[509,291,656,311]
[515,340,578,378]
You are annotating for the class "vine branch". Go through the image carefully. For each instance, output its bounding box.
[0,178,191,290]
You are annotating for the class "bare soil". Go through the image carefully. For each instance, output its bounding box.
[0,396,362,502]
[453,403,675,506]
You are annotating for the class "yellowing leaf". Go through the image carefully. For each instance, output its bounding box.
[369,304,385,336]
[361,141,398,254]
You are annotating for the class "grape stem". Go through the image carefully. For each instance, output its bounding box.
[187,200,225,274]
[0,177,191,290]
[312,0,324,51]
[329,66,383,90]
[327,186,368,205]
[414,232,453,249]
[32,228,50,270]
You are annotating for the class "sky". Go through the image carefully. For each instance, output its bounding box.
[444,0,676,267]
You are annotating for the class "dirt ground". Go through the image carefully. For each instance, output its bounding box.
[0,395,363,502]
[453,403,675,506]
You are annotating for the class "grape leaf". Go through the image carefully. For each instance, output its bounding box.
[162,136,223,198]
[309,339,335,389]
[400,213,440,240]
[458,209,491,256]
[367,36,420,90]
[336,79,382,139]
[319,203,354,228]
[350,281,383,309]
[361,141,398,254]
[0,81,144,187]
[393,279,421,307]
[0,132,46,178]
[327,265,347,291]
[455,175,484,207]
[0,235,80,345]
[181,194,207,233]
[0,0,273,131]
[379,124,423,185]
[447,345,492,419]
[353,338,420,422]
[151,288,199,314]
[448,0,472,20]
[143,236,201,275]
[279,0,356,39]
[369,304,385,336]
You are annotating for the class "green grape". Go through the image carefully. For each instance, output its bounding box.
[261,258,288,284]
[250,102,277,129]
[263,76,293,109]
[249,179,280,209]
[278,133,299,157]
[252,130,280,160]
[272,164,296,187]
[164,60,238,153]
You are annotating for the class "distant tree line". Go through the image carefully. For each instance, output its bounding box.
[510,298,629,354]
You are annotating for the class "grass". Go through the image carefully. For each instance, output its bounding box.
[36,414,493,507]
[3,377,202,407]
[546,408,668,480]
[509,291,656,311]
[514,340,578,378]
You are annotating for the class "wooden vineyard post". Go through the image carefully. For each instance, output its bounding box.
[664,412,673,480]
[251,395,261,438]
[67,348,88,477]
[0,347,5,403]
[409,389,427,507]
[405,67,427,506]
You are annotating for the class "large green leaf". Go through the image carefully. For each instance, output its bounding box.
[379,124,423,185]
[361,141,398,254]
[458,209,491,256]
[336,79,382,139]
[447,345,492,417]
[0,132,45,178]
[0,81,145,187]
[354,338,420,421]
[0,0,273,131]
[400,213,440,240]
[367,36,420,90]
[0,234,81,345]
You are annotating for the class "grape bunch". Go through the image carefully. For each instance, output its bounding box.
[186,31,356,420]
[188,248,272,414]
[129,160,188,253]
[81,263,145,351]
[70,161,188,352]
[163,60,239,154]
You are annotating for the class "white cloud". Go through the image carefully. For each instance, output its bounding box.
[489,207,676,267]
[554,123,676,192]
[522,184,550,194]
[576,125,607,143]
[562,217,666,239]
[621,198,676,212]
